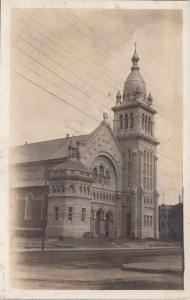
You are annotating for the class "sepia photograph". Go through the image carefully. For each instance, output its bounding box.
[1,0,190,299]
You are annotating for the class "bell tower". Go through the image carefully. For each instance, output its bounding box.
[112,45,159,239]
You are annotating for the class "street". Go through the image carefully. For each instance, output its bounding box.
[11,247,183,290]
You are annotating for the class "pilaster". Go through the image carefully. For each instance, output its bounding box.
[154,155,159,239]
[116,192,122,237]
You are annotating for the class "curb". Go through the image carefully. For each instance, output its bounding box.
[12,246,181,253]
[121,265,183,275]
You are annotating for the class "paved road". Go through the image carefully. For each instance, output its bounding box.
[11,247,183,290]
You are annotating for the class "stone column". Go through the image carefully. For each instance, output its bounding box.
[131,188,138,239]
[131,151,138,238]
[132,150,138,187]
[116,193,122,237]
[101,216,105,235]
[139,151,145,239]
[152,121,155,136]
[154,156,159,239]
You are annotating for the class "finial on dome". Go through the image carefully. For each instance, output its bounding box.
[147,92,153,106]
[103,112,108,120]
[131,42,139,71]
[68,136,80,161]
[116,89,121,104]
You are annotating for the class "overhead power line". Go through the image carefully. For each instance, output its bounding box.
[24,17,121,86]
[17,36,110,110]
[13,58,106,114]
[13,44,109,112]
[19,29,118,98]
[20,17,179,124]
[13,69,99,123]
[13,19,182,161]
[13,68,181,164]
[57,10,178,100]
[62,12,182,117]
[55,11,126,74]
[14,46,181,157]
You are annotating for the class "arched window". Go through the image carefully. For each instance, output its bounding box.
[142,114,145,129]
[70,185,75,193]
[150,178,152,191]
[144,150,146,161]
[147,151,149,162]
[150,122,153,135]
[83,186,86,195]
[93,167,98,183]
[24,193,33,220]
[52,185,56,193]
[144,215,146,227]
[150,216,153,227]
[130,113,134,128]
[80,186,82,194]
[125,114,128,129]
[105,169,110,185]
[99,165,104,184]
[145,116,148,131]
[120,115,123,129]
[148,117,151,132]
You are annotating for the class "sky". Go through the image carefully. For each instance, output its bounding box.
[10,9,183,205]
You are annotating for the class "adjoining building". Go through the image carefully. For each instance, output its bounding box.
[10,47,159,239]
[159,203,183,241]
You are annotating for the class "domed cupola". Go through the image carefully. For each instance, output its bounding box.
[123,43,147,102]
[47,136,93,239]
[49,136,93,181]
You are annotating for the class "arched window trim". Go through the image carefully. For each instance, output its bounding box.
[120,115,123,129]
[145,115,148,131]
[142,113,145,129]
[130,112,134,128]
[148,116,151,132]
[24,192,33,221]
[125,114,128,129]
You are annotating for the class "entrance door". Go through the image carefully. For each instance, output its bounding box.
[95,209,104,235]
[105,212,113,237]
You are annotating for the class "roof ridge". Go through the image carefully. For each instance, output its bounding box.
[11,134,89,149]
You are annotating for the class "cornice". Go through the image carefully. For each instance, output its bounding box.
[111,100,157,115]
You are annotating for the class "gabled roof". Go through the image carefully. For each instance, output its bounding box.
[10,119,121,165]
[85,120,122,154]
[10,134,89,164]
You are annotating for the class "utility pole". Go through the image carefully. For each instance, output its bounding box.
[163,191,165,204]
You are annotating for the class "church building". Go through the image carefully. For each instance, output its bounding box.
[10,47,159,239]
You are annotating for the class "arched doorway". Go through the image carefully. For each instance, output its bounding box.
[105,211,113,237]
[95,209,104,235]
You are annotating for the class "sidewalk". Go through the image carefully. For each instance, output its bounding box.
[12,236,181,251]
[122,255,183,275]
[13,246,181,253]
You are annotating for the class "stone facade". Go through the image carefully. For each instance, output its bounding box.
[10,48,159,240]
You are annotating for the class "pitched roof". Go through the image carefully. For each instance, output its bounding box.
[10,134,89,164]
